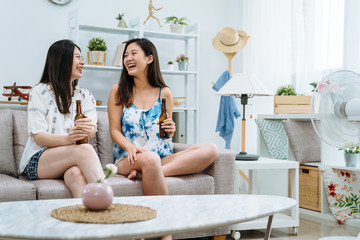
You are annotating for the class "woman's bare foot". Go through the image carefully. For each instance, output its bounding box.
[127,169,137,180]
[161,235,172,240]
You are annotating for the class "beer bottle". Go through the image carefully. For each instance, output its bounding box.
[159,98,170,139]
[74,100,88,144]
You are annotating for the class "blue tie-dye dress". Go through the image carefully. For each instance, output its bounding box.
[113,90,173,164]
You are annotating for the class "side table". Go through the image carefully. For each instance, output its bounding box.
[231,157,299,239]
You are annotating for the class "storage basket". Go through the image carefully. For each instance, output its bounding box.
[299,165,321,212]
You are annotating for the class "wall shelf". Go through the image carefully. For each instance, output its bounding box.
[69,15,199,144]
[83,65,197,75]
[143,30,197,40]
[79,24,140,35]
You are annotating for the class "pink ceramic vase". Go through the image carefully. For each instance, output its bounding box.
[82,182,114,211]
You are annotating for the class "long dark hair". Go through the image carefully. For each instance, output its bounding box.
[39,39,80,114]
[116,38,167,107]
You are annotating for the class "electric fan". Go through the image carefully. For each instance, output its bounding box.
[310,70,360,150]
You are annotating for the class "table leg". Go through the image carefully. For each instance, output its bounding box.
[264,215,273,240]
[249,169,254,194]
[211,235,226,240]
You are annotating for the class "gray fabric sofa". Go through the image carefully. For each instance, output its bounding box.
[0,108,235,239]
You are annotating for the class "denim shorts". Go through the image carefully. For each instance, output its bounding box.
[24,148,47,180]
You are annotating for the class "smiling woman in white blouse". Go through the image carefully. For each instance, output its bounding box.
[19,39,105,198]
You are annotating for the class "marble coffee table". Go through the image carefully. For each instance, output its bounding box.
[0,194,296,240]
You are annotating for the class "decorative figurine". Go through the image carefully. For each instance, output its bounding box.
[143,0,163,27]
[2,82,31,101]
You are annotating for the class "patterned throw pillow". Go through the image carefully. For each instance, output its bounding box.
[319,165,360,224]
[255,119,288,159]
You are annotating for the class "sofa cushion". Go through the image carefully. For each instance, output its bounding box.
[12,110,28,171]
[109,174,214,196]
[13,110,98,172]
[166,174,214,195]
[282,120,321,163]
[18,176,73,200]
[0,174,36,201]
[0,109,17,177]
[96,111,114,168]
[13,110,28,170]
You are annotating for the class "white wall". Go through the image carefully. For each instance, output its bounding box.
[0,0,264,154]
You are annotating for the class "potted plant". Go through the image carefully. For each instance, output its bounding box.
[339,144,359,167]
[167,61,174,71]
[274,84,312,114]
[116,13,128,28]
[87,37,108,66]
[176,54,189,71]
[165,16,189,33]
[276,84,297,96]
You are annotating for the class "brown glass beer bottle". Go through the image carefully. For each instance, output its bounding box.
[159,98,170,138]
[74,100,88,144]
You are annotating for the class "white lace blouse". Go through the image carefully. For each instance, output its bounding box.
[18,83,97,174]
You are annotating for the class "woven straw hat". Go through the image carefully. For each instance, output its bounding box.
[212,27,250,53]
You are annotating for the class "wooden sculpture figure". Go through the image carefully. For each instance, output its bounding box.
[143,0,163,27]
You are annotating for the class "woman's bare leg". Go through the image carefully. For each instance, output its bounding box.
[161,143,219,176]
[116,151,168,195]
[63,166,87,198]
[37,144,105,183]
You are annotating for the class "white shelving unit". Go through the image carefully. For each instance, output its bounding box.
[68,15,199,144]
[256,114,360,228]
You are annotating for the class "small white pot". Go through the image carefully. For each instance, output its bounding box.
[117,19,128,28]
[88,51,106,65]
[178,61,188,71]
[167,64,174,70]
[344,153,359,167]
[170,24,183,33]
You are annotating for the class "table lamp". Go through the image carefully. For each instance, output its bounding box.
[217,73,272,161]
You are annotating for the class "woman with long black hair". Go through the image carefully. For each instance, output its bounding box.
[19,39,105,198]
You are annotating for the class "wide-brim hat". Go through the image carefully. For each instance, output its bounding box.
[212,27,250,53]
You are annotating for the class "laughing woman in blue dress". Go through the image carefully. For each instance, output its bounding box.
[107,38,219,199]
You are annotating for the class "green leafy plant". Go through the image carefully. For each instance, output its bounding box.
[168,61,173,65]
[339,144,359,154]
[275,84,297,96]
[309,81,317,92]
[116,13,124,20]
[176,54,189,62]
[165,16,189,25]
[87,37,108,52]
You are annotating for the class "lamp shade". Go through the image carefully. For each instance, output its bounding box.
[217,73,272,97]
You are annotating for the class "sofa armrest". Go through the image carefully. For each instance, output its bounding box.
[173,143,235,194]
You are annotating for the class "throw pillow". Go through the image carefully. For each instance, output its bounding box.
[255,119,288,159]
[96,111,114,169]
[319,165,360,224]
[0,109,17,177]
[282,120,321,163]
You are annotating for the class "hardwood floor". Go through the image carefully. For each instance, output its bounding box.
[228,217,359,240]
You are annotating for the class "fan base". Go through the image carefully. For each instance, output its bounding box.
[236,152,259,161]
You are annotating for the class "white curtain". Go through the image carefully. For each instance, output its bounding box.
[242,0,345,95]
[242,0,293,94]
[343,0,360,73]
